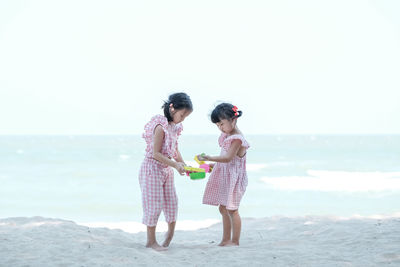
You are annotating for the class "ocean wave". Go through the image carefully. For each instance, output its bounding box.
[247,163,268,172]
[261,170,400,192]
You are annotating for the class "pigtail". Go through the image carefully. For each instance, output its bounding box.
[162,101,173,122]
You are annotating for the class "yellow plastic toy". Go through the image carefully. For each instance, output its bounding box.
[184,154,213,180]
[184,166,206,173]
[194,155,205,165]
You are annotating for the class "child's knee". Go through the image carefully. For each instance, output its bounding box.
[219,205,228,215]
[227,209,238,217]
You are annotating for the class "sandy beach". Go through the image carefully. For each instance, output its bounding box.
[1,216,399,266]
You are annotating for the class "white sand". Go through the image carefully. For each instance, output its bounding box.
[1,216,400,266]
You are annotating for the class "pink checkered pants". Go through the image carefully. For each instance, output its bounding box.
[139,158,178,226]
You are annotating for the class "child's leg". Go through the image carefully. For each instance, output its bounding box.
[139,164,164,250]
[162,168,178,247]
[162,221,176,247]
[146,226,167,251]
[218,205,232,246]
[227,209,241,246]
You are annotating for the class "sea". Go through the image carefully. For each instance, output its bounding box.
[1,135,399,224]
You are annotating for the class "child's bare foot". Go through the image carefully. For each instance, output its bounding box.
[218,240,239,247]
[162,236,173,247]
[146,242,168,251]
[218,240,231,246]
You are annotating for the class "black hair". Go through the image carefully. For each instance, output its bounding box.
[211,103,242,123]
[162,92,193,122]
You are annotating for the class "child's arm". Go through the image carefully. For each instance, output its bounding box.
[152,125,185,174]
[199,140,242,163]
[174,146,186,165]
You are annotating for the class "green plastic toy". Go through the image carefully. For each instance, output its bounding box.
[184,153,212,180]
[189,172,206,180]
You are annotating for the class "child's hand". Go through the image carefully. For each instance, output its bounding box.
[197,154,209,161]
[174,162,186,175]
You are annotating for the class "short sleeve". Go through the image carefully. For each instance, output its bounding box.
[222,134,250,151]
[142,115,169,145]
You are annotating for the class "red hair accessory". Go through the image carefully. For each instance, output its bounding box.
[232,106,239,116]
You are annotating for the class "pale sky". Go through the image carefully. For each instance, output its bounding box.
[1,0,399,135]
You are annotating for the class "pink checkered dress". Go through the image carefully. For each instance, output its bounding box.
[203,133,250,210]
[139,114,183,226]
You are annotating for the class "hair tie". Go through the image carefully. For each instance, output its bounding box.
[232,106,239,116]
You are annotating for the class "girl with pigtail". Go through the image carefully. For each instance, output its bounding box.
[198,103,250,246]
[139,92,192,251]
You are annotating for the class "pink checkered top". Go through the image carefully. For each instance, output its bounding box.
[203,133,250,210]
[142,114,183,160]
